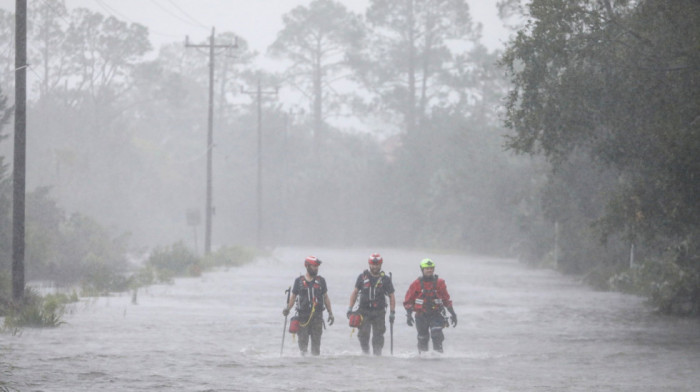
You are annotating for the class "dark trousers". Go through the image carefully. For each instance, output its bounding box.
[357,309,386,355]
[415,311,445,352]
[297,313,323,356]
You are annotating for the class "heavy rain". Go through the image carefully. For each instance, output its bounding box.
[0,1,699,391]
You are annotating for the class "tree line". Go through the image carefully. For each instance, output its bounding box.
[500,0,699,315]
[0,0,697,316]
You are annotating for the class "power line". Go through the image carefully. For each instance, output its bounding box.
[162,0,208,28]
[37,0,71,26]
[90,0,199,42]
[93,0,136,24]
[149,0,207,29]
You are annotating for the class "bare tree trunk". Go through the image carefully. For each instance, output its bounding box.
[313,43,323,154]
[406,0,417,136]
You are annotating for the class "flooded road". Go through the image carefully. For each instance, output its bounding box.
[2,247,699,391]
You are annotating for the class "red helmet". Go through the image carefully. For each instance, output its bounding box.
[305,256,321,267]
[368,253,383,265]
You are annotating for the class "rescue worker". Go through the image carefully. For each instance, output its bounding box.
[283,256,334,356]
[403,258,457,353]
[346,253,396,355]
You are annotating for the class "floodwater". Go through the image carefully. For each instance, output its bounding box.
[1,247,699,391]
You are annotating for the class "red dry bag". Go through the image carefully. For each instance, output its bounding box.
[348,313,363,328]
[289,316,300,333]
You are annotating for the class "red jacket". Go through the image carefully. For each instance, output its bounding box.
[403,276,452,314]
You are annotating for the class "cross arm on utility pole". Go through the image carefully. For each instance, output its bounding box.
[185,33,238,50]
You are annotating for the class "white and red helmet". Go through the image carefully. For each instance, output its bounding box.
[304,256,322,267]
[368,253,383,265]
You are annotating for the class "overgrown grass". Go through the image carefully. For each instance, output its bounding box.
[2,288,78,331]
[0,383,18,392]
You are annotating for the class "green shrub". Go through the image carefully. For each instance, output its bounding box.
[146,241,200,282]
[78,253,133,296]
[584,264,625,291]
[202,245,258,269]
[2,288,77,330]
[609,258,700,316]
[131,265,155,288]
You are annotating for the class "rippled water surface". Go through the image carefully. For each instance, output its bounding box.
[2,247,699,391]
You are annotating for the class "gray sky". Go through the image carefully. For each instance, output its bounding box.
[0,0,511,54]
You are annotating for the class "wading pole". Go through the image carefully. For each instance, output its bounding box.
[390,272,394,355]
[281,287,291,356]
[390,318,394,355]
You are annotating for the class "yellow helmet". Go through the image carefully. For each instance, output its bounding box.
[420,258,435,269]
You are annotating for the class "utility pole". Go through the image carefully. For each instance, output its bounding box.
[242,77,277,249]
[185,27,235,255]
[12,0,27,302]
[280,109,301,245]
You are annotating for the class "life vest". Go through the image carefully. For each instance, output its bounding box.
[413,275,444,312]
[296,275,325,314]
[360,270,388,310]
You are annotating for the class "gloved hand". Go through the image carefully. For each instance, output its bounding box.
[448,307,457,327]
[406,311,414,327]
[282,307,290,316]
[389,311,395,324]
[328,313,335,326]
[346,307,352,319]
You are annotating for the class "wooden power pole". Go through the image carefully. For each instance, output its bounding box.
[12,0,27,302]
[242,77,277,249]
[185,27,235,255]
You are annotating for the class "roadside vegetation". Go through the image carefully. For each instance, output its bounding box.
[501,0,699,316]
[0,181,257,329]
[0,239,258,330]
[0,0,697,321]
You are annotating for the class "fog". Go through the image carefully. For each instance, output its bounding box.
[2,1,697,305]
[0,0,522,255]
[1,2,699,390]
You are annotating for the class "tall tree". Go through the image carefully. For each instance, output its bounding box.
[28,0,68,99]
[356,0,477,136]
[502,0,700,285]
[62,8,151,108]
[23,7,152,242]
[502,0,700,240]
[268,0,364,152]
[0,10,15,92]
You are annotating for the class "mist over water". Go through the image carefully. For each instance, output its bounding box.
[2,247,699,391]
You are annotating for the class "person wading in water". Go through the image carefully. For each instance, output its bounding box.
[346,253,396,355]
[283,256,334,356]
[403,258,457,353]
